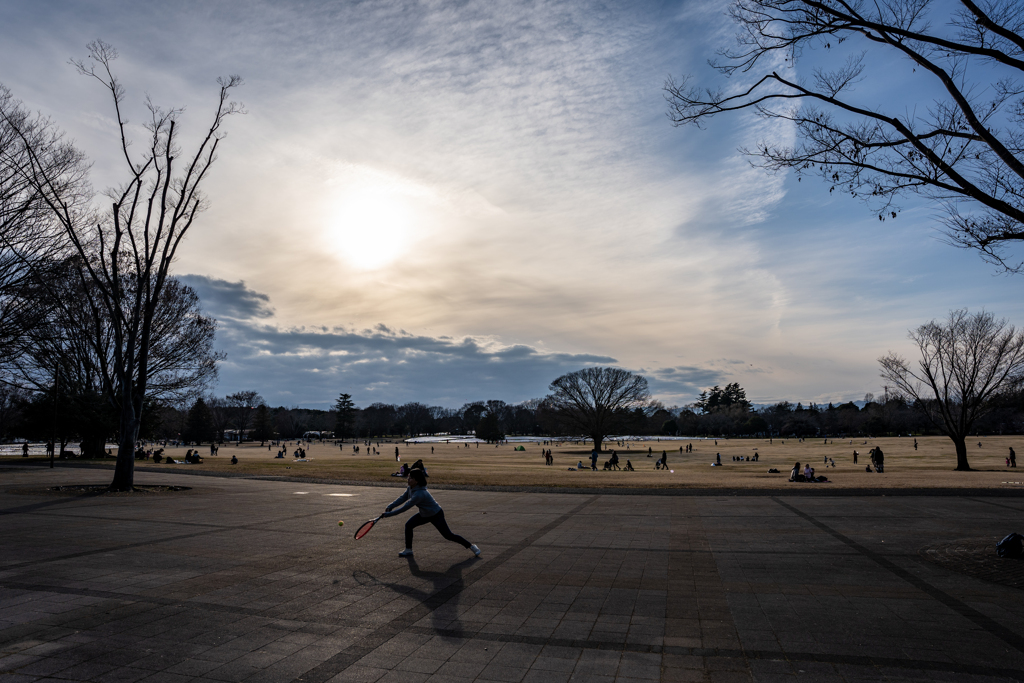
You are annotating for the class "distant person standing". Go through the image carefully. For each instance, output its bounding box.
[395,446,400,462]
[913,438,918,451]
[590,449,599,471]
[1011,447,1017,468]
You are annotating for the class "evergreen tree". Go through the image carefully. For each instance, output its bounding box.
[334,393,355,438]
[251,404,274,445]
[696,383,750,414]
[476,411,504,442]
[184,398,214,444]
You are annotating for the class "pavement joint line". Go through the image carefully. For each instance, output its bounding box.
[527,544,861,556]
[0,580,266,616]
[399,624,1024,679]
[773,496,1024,657]
[0,496,107,517]
[16,509,369,536]
[967,496,1024,512]
[297,495,599,683]
[19,511,235,529]
[0,506,345,571]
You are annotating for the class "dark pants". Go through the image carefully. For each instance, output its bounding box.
[405,510,471,549]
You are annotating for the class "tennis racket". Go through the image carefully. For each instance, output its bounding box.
[354,515,382,540]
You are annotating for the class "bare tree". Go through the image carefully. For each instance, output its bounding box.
[546,367,651,452]
[666,0,1024,271]
[26,273,220,394]
[879,309,1024,470]
[226,390,263,441]
[5,41,242,489]
[8,267,220,454]
[0,86,87,369]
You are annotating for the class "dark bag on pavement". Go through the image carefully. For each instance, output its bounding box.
[996,533,1024,558]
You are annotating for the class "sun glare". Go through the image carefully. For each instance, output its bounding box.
[328,190,417,270]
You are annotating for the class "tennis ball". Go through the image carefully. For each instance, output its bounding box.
[338,520,345,526]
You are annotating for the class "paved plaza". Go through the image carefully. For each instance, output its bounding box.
[2,466,1024,682]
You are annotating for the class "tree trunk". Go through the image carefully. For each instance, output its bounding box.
[592,435,603,453]
[953,436,972,471]
[110,403,140,491]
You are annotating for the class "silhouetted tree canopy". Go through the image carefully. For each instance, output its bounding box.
[667,0,1024,272]
[880,309,1024,470]
[546,367,651,452]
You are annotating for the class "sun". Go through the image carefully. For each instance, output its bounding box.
[327,188,417,270]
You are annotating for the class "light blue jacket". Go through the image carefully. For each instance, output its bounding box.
[384,485,441,518]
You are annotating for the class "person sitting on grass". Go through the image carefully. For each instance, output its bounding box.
[230,455,238,465]
[410,459,428,477]
[790,462,805,482]
[624,460,634,471]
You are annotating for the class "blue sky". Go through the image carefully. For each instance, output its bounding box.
[2,0,1021,409]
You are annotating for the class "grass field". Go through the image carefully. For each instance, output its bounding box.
[5,435,1024,489]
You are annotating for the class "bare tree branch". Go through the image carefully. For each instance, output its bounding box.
[667,0,1024,271]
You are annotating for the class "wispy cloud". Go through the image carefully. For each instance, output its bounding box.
[3,0,1023,410]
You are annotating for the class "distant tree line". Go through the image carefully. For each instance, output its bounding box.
[3,380,1003,449]
[4,378,1023,451]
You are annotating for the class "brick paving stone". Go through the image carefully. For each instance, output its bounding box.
[3,468,1024,682]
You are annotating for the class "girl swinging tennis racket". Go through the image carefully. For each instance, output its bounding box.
[382,469,480,558]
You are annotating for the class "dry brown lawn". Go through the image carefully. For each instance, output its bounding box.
[9,435,1020,490]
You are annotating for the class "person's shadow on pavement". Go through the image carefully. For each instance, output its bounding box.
[352,555,477,636]
[400,555,477,636]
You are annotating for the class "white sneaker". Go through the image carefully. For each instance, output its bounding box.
[398,548,414,557]
[470,544,481,557]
